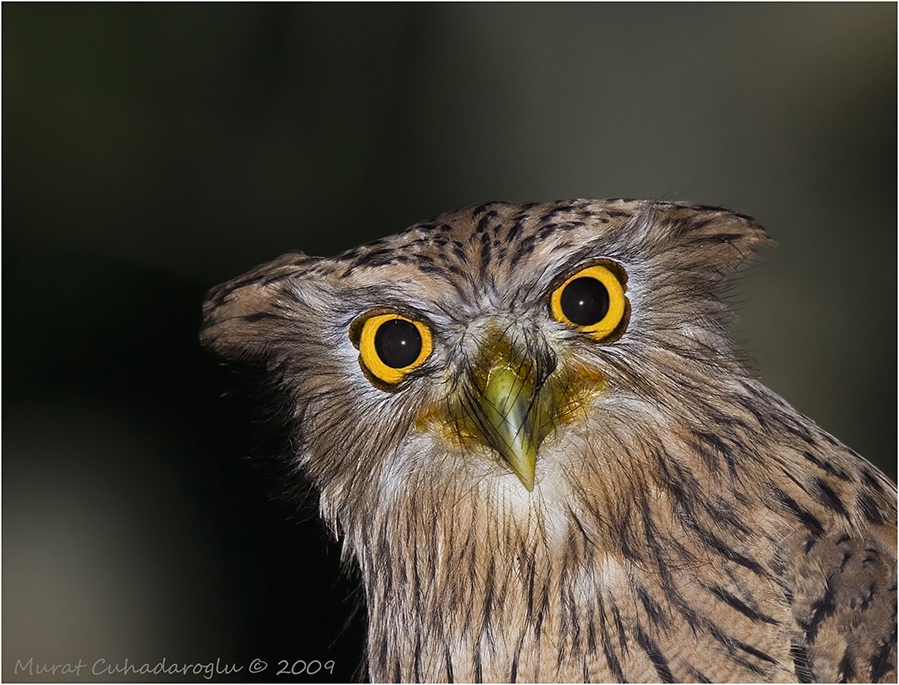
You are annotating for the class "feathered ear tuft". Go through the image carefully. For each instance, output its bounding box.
[641,202,775,278]
[200,252,316,362]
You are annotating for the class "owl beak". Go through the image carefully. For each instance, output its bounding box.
[479,364,539,491]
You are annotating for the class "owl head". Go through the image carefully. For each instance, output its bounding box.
[201,199,771,535]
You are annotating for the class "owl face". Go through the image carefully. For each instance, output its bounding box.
[339,252,633,492]
[202,199,770,522]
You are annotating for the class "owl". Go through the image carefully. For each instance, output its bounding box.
[201,200,896,683]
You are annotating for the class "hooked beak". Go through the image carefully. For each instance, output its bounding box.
[427,335,600,492]
[479,364,539,490]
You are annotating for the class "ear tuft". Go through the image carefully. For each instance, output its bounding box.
[200,252,315,361]
[646,202,775,277]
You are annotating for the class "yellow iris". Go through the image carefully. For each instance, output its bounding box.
[354,312,433,386]
[550,263,629,341]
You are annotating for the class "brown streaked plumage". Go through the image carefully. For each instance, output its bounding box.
[201,200,897,683]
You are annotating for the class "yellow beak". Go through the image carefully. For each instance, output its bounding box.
[477,364,539,491]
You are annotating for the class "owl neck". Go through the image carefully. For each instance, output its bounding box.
[345,480,584,682]
[334,408,765,681]
[339,451,742,684]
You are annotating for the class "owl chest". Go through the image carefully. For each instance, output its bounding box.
[357,513,796,683]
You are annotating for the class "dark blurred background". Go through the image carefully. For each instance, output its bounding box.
[3,4,895,682]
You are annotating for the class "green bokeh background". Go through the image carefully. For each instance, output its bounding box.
[4,4,895,682]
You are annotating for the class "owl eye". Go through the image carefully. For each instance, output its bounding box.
[550,263,629,341]
[353,312,433,386]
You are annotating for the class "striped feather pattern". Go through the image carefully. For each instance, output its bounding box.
[201,200,896,682]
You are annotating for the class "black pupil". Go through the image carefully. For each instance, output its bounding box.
[374,319,423,368]
[560,277,610,326]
